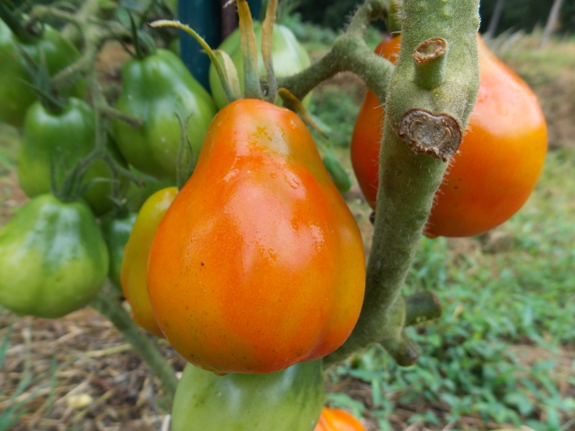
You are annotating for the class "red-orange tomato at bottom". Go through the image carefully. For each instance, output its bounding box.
[314,408,366,431]
[351,34,548,238]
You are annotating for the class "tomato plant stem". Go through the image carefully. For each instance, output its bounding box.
[325,0,480,366]
[91,292,179,408]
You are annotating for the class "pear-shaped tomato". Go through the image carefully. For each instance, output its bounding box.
[314,408,366,431]
[121,187,177,337]
[18,97,128,216]
[172,359,324,431]
[209,22,311,109]
[0,194,108,318]
[0,18,85,128]
[101,212,137,289]
[351,34,547,238]
[148,99,365,374]
[113,49,217,179]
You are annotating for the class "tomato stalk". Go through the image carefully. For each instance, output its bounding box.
[325,0,480,366]
[277,1,393,103]
[236,0,263,100]
[404,292,443,327]
[148,19,239,105]
[261,0,278,103]
[91,291,179,408]
[60,0,117,48]
[28,4,134,101]
[89,74,147,188]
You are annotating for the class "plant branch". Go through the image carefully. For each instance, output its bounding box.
[61,0,116,46]
[91,292,178,407]
[277,0,392,103]
[404,291,443,326]
[29,4,130,93]
[99,104,143,129]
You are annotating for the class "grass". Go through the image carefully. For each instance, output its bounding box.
[325,148,575,431]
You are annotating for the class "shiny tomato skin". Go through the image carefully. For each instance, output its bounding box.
[314,408,366,431]
[351,35,547,238]
[147,99,365,374]
[121,187,178,337]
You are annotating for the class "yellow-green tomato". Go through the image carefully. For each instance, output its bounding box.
[172,359,324,431]
[120,187,178,337]
[209,22,312,110]
[0,194,108,318]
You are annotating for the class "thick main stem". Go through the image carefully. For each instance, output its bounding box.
[326,0,480,365]
[91,293,179,407]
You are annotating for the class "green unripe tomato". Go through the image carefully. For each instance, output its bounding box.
[209,22,312,110]
[113,49,217,179]
[0,18,86,128]
[18,97,128,216]
[0,194,108,318]
[172,360,324,431]
[100,212,137,289]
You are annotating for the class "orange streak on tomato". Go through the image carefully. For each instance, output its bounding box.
[148,99,365,374]
[351,34,547,238]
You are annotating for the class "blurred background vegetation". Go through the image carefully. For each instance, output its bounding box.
[295,0,575,36]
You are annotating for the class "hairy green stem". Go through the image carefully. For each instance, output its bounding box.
[91,292,178,407]
[413,38,448,90]
[61,0,115,46]
[404,291,443,327]
[325,0,480,365]
[277,35,393,103]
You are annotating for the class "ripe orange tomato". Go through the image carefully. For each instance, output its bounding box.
[121,187,178,337]
[147,99,365,374]
[314,408,366,431]
[351,34,547,237]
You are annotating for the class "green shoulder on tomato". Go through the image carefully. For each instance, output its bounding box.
[172,359,324,431]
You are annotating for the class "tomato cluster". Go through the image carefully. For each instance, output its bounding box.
[0,2,548,430]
